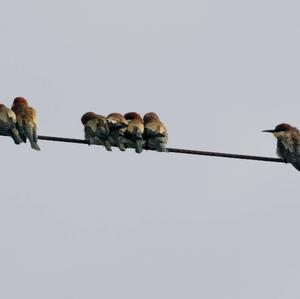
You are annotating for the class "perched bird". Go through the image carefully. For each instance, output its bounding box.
[0,104,22,144]
[81,112,111,151]
[143,112,168,152]
[106,113,128,151]
[124,112,145,153]
[263,123,300,171]
[11,97,40,151]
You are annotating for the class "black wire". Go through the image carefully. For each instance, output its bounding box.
[38,135,88,144]
[37,135,284,163]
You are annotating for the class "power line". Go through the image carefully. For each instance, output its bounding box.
[37,135,284,163]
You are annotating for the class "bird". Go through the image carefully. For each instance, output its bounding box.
[124,112,145,153]
[81,112,111,151]
[143,112,168,152]
[106,113,128,151]
[11,97,40,151]
[0,103,22,144]
[263,123,300,171]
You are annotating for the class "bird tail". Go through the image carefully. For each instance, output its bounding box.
[104,140,112,151]
[156,142,168,152]
[152,137,168,152]
[29,139,41,151]
[117,135,127,151]
[292,162,300,172]
[16,124,27,143]
[135,139,144,153]
[25,126,41,151]
[117,138,126,151]
[11,127,22,144]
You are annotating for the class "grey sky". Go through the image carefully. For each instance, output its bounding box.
[0,0,300,298]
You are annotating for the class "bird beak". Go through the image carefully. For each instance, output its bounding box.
[262,129,275,133]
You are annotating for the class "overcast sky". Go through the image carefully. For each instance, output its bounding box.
[1,1,300,298]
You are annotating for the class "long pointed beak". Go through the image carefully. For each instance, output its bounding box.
[262,129,275,133]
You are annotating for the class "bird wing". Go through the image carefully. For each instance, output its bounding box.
[277,139,292,162]
[86,119,98,133]
[277,132,300,164]
[145,120,167,137]
[0,106,16,132]
[0,106,9,123]
[158,122,168,137]
[127,119,144,136]
[5,107,17,122]
[107,114,128,127]
[292,131,300,169]
[95,115,109,135]
[22,107,38,127]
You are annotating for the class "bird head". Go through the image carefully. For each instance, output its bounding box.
[124,112,143,121]
[12,97,28,113]
[262,123,293,138]
[81,112,96,124]
[13,97,28,106]
[107,113,123,119]
[107,113,128,126]
[143,112,160,122]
